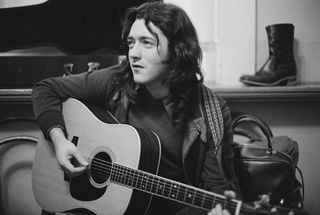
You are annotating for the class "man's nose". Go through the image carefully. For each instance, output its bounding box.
[129,43,141,59]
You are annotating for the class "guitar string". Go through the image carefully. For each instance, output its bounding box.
[90,160,267,215]
[91,160,246,214]
[88,157,243,213]
[90,159,263,214]
[91,163,237,212]
[90,158,239,211]
[90,156,274,214]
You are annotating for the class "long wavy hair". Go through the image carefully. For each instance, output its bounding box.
[117,1,203,134]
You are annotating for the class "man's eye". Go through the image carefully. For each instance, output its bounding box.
[143,40,155,48]
[127,40,134,49]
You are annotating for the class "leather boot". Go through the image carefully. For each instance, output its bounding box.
[240,23,297,86]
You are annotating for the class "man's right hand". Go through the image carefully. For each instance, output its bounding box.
[49,127,89,177]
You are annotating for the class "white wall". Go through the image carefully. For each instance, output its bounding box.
[166,0,320,87]
[164,0,218,86]
[257,0,320,85]
[165,0,256,87]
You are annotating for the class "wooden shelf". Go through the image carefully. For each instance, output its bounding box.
[1,85,320,104]
[0,88,32,104]
[213,84,320,102]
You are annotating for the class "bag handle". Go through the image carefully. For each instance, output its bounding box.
[231,113,275,153]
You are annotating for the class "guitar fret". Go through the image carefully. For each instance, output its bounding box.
[132,169,138,188]
[163,181,172,197]
[139,172,143,189]
[151,177,159,194]
[111,163,119,182]
[119,165,125,185]
[136,171,142,189]
[132,168,137,187]
[127,168,133,187]
[110,163,115,181]
[169,183,179,199]
[132,169,138,186]
[116,165,121,183]
[141,172,147,190]
[123,167,128,185]
[156,178,165,196]
[176,185,187,202]
[202,193,215,209]
[141,173,148,190]
[116,165,121,182]
[223,198,228,210]
[200,192,206,208]
[114,165,120,183]
[185,187,195,204]
[125,167,131,185]
[193,190,204,207]
[145,174,152,192]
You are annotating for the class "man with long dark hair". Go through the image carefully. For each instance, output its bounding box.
[32,2,240,214]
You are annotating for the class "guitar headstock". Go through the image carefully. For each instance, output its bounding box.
[242,200,309,215]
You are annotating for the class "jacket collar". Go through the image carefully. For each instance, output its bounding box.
[182,102,208,160]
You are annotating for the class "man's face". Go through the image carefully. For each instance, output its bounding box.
[127,19,170,87]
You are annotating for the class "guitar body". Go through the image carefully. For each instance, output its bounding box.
[32,98,161,215]
[32,99,309,215]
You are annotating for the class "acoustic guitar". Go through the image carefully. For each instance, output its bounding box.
[32,98,308,215]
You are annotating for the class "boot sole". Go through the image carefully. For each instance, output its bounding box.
[241,75,297,86]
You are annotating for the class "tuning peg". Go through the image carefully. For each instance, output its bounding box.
[63,63,74,76]
[253,202,261,209]
[279,198,285,205]
[270,207,278,213]
[88,62,100,72]
[258,193,271,205]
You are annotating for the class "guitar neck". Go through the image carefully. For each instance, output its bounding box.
[108,162,242,214]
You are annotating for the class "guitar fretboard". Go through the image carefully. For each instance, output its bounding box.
[109,163,241,214]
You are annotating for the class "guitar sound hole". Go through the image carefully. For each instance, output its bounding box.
[90,152,112,184]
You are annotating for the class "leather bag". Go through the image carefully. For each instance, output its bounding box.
[231,113,304,209]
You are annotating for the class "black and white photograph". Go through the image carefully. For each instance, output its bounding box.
[0,0,319,215]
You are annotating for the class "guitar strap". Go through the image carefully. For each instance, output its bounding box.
[201,85,224,154]
[202,85,238,191]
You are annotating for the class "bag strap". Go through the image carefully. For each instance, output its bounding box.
[296,166,305,203]
[231,113,276,153]
[202,85,224,153]
[231,113,273,138]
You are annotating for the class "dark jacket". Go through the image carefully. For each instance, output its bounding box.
[32,64,241,214]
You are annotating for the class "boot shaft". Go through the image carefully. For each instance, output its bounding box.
[266,23,295,60]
